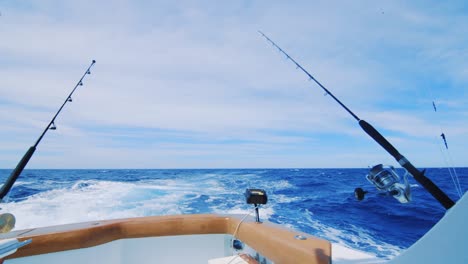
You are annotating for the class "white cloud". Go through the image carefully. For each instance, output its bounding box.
[1,1,467,168]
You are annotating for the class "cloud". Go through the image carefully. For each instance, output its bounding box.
[1,1,467,168]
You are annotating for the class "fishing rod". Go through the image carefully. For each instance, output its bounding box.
[0,60,96,200]
[258,31,455,210]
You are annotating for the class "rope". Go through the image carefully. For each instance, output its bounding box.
[226,209,255,264]
[231,211,254,252]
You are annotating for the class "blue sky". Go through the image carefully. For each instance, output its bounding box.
[0,1,467,168]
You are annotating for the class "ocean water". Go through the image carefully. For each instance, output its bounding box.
[0,168,466,260]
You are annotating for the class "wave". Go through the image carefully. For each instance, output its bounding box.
[300,208,403,259]
[1,168,455,260]
[2,180,197,229]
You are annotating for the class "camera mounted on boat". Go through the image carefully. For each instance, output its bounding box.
[245,189,268,223]
[355,164,411,203]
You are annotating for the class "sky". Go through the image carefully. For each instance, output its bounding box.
[0,0,467,169]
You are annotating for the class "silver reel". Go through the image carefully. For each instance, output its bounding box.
[355,164,411,203]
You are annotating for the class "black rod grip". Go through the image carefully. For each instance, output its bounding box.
[359,120,403,160]
[0,146,36,200]
[400,161,455,209]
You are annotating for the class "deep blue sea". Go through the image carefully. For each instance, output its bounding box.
[0,168,466,260]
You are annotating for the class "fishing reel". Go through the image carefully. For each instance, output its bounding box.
[355,164,411,204]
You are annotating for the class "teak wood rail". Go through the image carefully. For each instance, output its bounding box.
[0,214,331,264]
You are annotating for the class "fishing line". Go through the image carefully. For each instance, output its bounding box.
[446,152,463,194]
[258,31,455,209]
[433,140,462,198]
[425,86,463,198]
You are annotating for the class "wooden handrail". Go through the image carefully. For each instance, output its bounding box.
[0,214,331,264]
